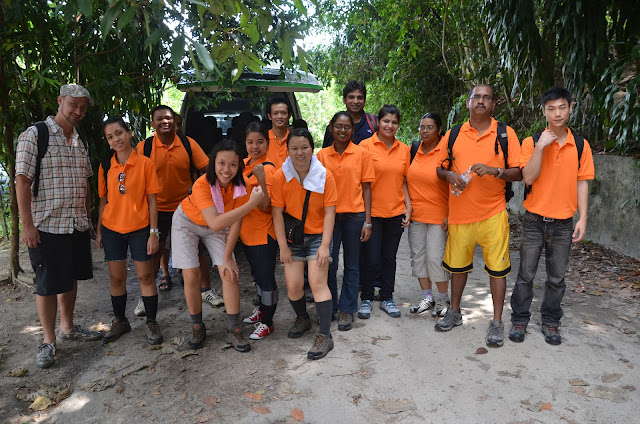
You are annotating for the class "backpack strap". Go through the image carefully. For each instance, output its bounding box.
[101,153,114,196]
[441,124,462,170]
[246,161,275,178]
[178,133,198,183]
[574,134,584,169]
[32,122,49,198]
[495,121,514,203]
[365,113,378,133]
[410,141,421,163]
[143,136,153,157]
[300,190,312,229]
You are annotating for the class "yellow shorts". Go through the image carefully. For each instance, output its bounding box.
[443,209,511,277]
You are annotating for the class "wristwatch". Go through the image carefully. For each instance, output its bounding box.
[496,167,504,178]
[150,228,160,237]
[363,223,372,229]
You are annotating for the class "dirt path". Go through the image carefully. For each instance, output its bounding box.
[1,219,639,423]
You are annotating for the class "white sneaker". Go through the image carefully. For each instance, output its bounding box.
[409,297,434,314]
[134,298,146,317]
[201,289,224,307]
[432,298,450,317]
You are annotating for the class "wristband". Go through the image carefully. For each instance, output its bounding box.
[363,223,372,229]
[150,228,160,237]
[496,167,504,178]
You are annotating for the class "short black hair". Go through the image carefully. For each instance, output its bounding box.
[266,95,292,116]
[378,104,401,124]
[151,105,175,120]
[541,86,572,108]
[102,117,130,135]
[342,81,367,99]
[206,139,245,188]
[286,127,314,149]
[245,121,269,145]
[469,84,495,99]
[330,111,354,126]
[292,118,308,129]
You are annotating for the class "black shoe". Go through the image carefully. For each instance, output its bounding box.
[145,320,164,345]
[288,316,312,339]
[188,322,206,349]
[102,318,131,344]
[541,323,562,345]
[509,323,527,343]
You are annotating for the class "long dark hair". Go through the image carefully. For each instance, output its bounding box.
[206,139,245,187]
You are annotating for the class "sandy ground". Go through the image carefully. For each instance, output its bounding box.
[1,219,639,424]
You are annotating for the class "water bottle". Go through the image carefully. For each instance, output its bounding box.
[451,167,473,196]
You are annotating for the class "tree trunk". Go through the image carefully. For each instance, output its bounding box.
[0,187,8,241]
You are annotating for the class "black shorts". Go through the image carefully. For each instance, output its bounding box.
[157,211,174,243]
[102,225,151,262]
[28,230,93,296]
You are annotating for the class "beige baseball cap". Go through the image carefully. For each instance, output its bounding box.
[60,83,95,106]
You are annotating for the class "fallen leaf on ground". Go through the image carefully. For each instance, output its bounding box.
[79,377,117,392]
[193,413,215,423]
[252,406,271,414]
[601,373,622,383]
[583,320,598,326]
[245,392,262,401]
[29,396,52,411]
[541,403,552,411]
[592,385,630,403]
[570,387,588,396]
[291,408,305,421]
[475,347,488,355]
[569,379,590,386]
[373,398,416,414]
[621,386,636,391]
[5,368,28,377]
[618,316,631,322]
[204,396,221,407]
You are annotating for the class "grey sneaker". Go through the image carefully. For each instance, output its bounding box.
[56,324,103,341]
[380,299,401,318]
[201,289,224,307]
[409,297,434,314]
[307,333,334,360]
[36,343,56,368]
[486,320,505,347]
[358,300,372,319]
[226,327,251,352]
[288,316,312,339]
[337,312,353,331]
[145,320,164,345]
[102,318,131,344]
[134,298,146,317]
[434,308,463,331]
[432,298,450,317]
[508,323,527,343]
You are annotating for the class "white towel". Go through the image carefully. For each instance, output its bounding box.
[282,155,327,194]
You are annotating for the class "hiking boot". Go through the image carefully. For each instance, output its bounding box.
[145,320,164,345]
[337,312,353,331]
[102,318,131,344]
[188,322,206,349]
[134,298,146,317]
[305,288,314,303]
[409,297,434,314]
[287,316,312,339]
[226,327,251,352]
[509,323,527,343]
[432,298,450,317]
[243,307,263,324]
[249,322,274,340]
[36,343,56,369]
[358,300,372,319]
[380,299,401,318]
[56,324,103,341]
[201,289,224,307]
[307,333,334,360]
[486,320,505,347]
[434,308,462,332]
[542,323,562,345]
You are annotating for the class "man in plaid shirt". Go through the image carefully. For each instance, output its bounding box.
[16,83,103,369]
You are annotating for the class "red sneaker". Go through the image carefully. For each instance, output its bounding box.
[243,308,263,324]
[249,322,274,340]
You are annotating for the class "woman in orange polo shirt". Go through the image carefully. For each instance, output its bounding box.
[317,112,374,331]
[407,113,451,318]
[238,121,279,340]
[170,140,264,351]
[271,128,337,360]
[358,105,411,319]
[96,117,162,345]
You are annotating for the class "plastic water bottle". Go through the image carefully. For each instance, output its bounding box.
[451,167,473,196]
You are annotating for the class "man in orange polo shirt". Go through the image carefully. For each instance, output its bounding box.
[509,86,594,346]
[265,96,292,168]
[435,84,522,348]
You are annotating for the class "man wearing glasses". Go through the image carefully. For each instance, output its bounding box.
[435,84,522,347]
[16,83,103,368]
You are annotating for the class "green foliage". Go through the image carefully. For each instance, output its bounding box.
[296,81,344,148]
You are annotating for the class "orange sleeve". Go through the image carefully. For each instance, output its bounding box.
[436,131,451,168]
[361,150,375,182]
[265,163,276,197]
[403,145,411,176]
[578,139,595,180]
[135,140,145,155]
[144,159,160,195]
[323,171,338,206]
[189,136,210,170]
[506,127,521,168]
[270,170,285,208]
[98,164,107,198]
[190,176,215,212]
[520,137,534,168]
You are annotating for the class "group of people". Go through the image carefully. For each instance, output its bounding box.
[16,79,594,369]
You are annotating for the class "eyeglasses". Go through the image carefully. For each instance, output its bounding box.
[118,172,126,195]
[419,125,436,131]
[470,94,493,101]
[333,125,352,131]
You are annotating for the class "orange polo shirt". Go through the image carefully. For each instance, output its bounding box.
[238,156,277,246]
[267,128,290,168]
[180,175,239,227]
[316,142,375,214]
[136,133,209,212]
[98,151,160,234]
[271,168,338,234]
[359,134,410,218]
[407,139,449,224]
[521,129,594,219]
[436,118,521,224]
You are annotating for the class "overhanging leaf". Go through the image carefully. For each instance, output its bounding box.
[194,41,214,72]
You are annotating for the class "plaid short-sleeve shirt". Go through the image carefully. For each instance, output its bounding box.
[15,116,93,234]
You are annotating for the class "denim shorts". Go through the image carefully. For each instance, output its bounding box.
[290,233,329,262]
[102,225,151,262]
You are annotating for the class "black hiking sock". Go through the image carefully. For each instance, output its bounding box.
[289,296,308,319]
[111,293,127,320]
[316,299,333,336]
[226,313,240,330]
[190,312,203,324]
[142,295,158,322]
[260,303,277,327]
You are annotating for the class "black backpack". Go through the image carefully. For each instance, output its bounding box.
[410,140,421,163]
[32,121,88,197]
[441,121,514,202]
[523,132,585,200]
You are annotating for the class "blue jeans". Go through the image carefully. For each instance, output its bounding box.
[361,215,405,302]
[328,212,365,314]
[510,211,573,326]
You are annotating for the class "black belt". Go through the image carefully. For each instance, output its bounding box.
[527,211,571,223]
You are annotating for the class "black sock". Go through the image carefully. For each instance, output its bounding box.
[260,303,277,327]
[226,313,240,330]
[142,295,158,322]
[200,287,209,293]
[111,293,127,320]
[289,296,308,319]
[316,300,333,336]
[190,312,203,324]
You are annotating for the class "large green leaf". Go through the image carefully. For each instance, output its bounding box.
[77,0,93,19]
[194,41,214,71]
[171,35,186,68]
